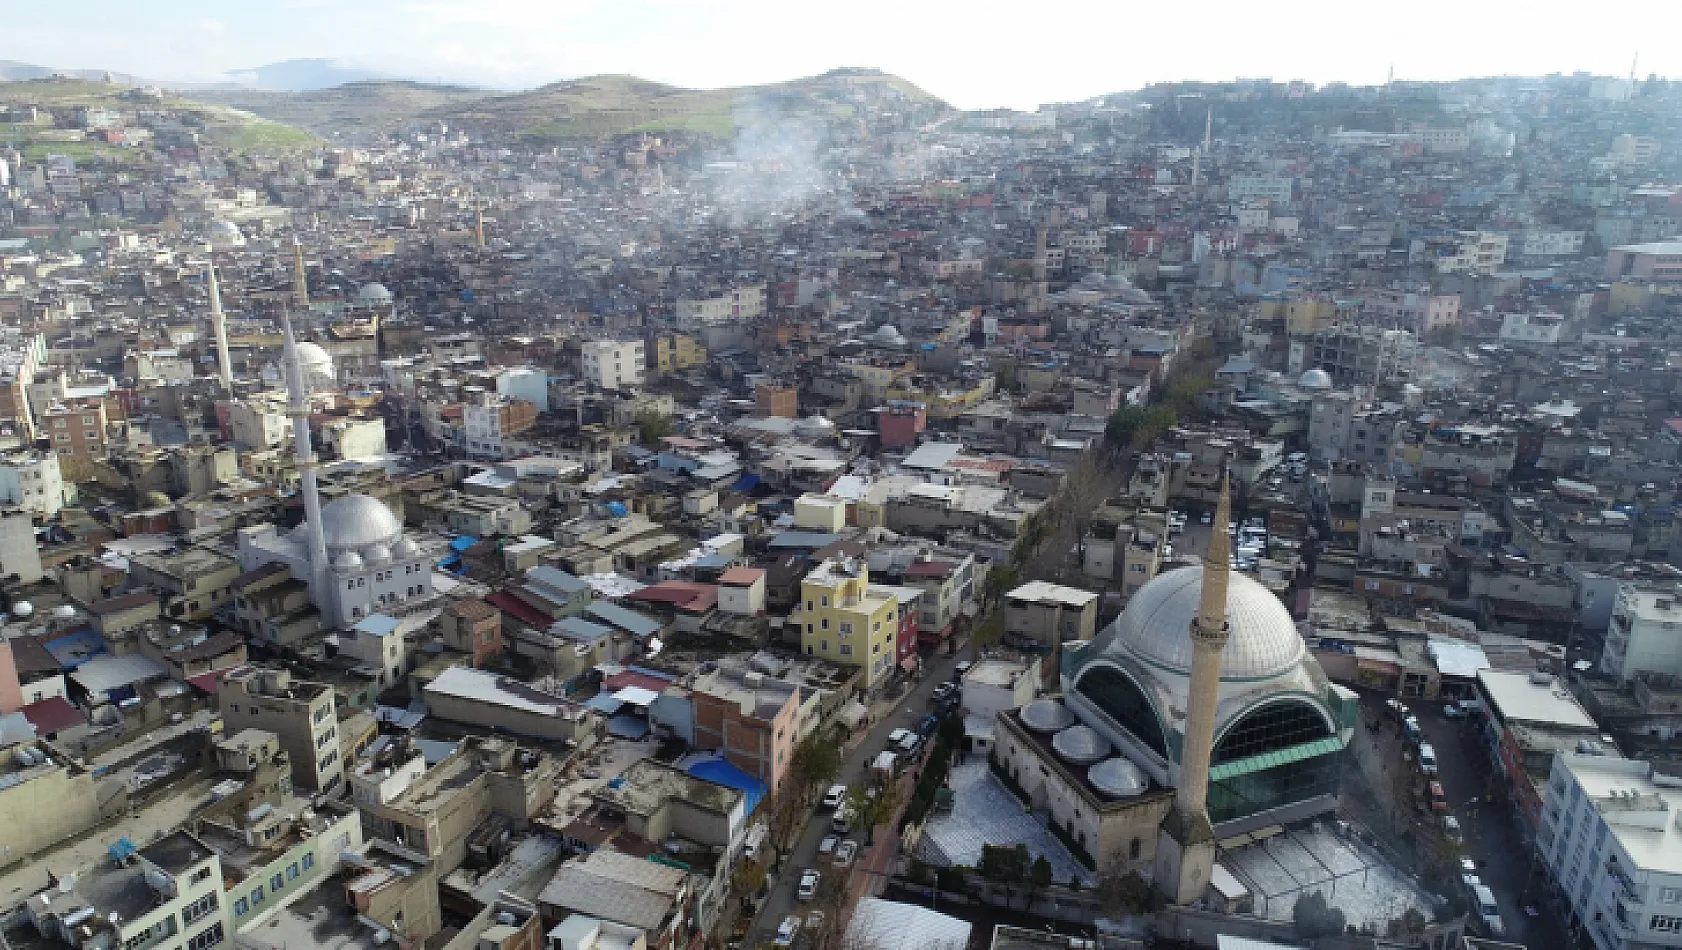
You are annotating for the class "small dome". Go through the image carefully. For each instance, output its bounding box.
[11,601,33,619]
[1051,724,1111,765]
[319,494,403,550]
[358,282,393,301]
[1088,756,1148,798]
[208,220,245,248]
[333,550,364,571]
[364,544,392,564]
[1298,368,1333,390]
[392,536,418,557]
[293,341,334,375]
[1020,699,1076,734]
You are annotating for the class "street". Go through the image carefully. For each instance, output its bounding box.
[1354,694,1565,947]
[746,646,965,944]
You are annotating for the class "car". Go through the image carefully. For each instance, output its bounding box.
[930,683,959,705]
[1443,703,1466,719]
[833,840,858,867]
[832,804,853,834]
[804,911,825,936]
[1386,699,1411,720]
[1200,511,1213,525]
[821,784,847,810]
[818,835,838,855]
[797,870,820,901]
[1163,544,1174,559]
[1418,744,1439,776]
[1472,883,1504,936]
[1403,717,1422,743]
[953,661,973,679]
[1429,781,1449,811]
[888,728,918,754]
[774,916,800,948]
[917,713,940,738]
[1460,857,1482,890]
[1442,815,1463,844]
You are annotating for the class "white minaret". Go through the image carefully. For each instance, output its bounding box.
[1156,472,1233,905]
[205,265,235,391]
[281,311,331,615]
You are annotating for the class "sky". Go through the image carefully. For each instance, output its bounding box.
[7,0,1682,110]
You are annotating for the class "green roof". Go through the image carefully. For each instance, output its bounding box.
[1208,736,1345,782]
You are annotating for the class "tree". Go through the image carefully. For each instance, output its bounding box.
[980,564,1018,611]
[790,733,842,801]
[1097,868,1155,915]
[57,453,96,485]
[635,411,672,444]
[979,843,1031,908]
[1024,855,1054,913]
[1292,890,1347,939]
[843,778,900,847]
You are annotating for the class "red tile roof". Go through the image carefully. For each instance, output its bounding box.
[20,696,82,735]
[625,581,718,613]
[719,567,765,586]
[905,560,958,578]
[486,590,552,628]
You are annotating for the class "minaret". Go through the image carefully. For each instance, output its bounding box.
[291,238,310,310]
[281,311,331,617]
[474,204,486,249]
[1155,473,1233,905]
[205,265,235,391]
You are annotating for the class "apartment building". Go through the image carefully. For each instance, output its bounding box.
[676,284,765,323]
[580,340,646,390]
[227,396,289,450]
[462,388,538,459]
[691,663,801,794]
[1002,581,1099,648]
[0,450,69,517]
[647,332,708,374]
[1538,754,1682,950]
[799,557,900,688]
[1605,241,1682,285]
[40,399,109,460]
[127,545,242,620]
[1603,582,1682,683]
[219,666,343,792]
[23,829,233,950]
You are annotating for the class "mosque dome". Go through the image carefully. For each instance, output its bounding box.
[208,219,245,249]
[333,550,364,572]
[392,536,418,557]
[1298,368,1333,390]
[364,544,392,565]
[1102,566,1305,680]
[1088,756,1148,798]
[1020,698,1076,734]
[358,282,393,302]
[319,494,403,551]
[872,324,905,345]
[1051,724,1111,765]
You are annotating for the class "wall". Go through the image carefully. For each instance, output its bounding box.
[0,752,109,869]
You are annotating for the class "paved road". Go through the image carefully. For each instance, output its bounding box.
[1413,702,1564,947]
[747,647,963,944]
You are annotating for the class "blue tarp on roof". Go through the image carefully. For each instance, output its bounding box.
[608,502,629,517]
[42,626,105,670]
[733,472,761,492]
[451,536,479,552]
[687,755,767,816]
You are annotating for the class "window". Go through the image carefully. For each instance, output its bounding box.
[272,872,284,891]
[1663,887,1682,904]
[839,622,853,635]
[190,866,212,884]
[302,853,315,871]
[182,891,219,925]
[1654,916,1682,934]
[1075,665,1168,757]
[234,897,248,916]
[840,645,853,656]
[251,885,265,905]
[821,596,829,607]
[1129,838,1141,860]
[821,618,828,630]
[1213,699,1333,765]
[187,923,225,950]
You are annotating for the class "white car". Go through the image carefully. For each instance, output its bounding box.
[774,916,800,947]
[821,784,847,809]
[833,840,858,867]
[798,870,820,901]
[818,835,838,855]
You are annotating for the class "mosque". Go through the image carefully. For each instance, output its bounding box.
[992,480,1357,903]
[235,307,432,629]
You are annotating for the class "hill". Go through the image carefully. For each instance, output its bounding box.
[193,81,489,141]
[427,68,950,142]
[0,77,319,161]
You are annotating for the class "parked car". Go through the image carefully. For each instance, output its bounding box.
[1460,857,1482,891]
[1386,699,1410,720]
[832,804,853,834]
[833,840,858,867]
[804,911,825,937]
[821,784,847,810]
[1442,815,1463,844]
[953,661,973,679]
[798,870,820,901]
[818,835,838,855]
[1429,781,1449,811]
[1418,744,1438,776]
[774,916,800,948]
[1403,717,1422,743]
[887,728,914,751]
[1472,883,1505,936]
[1443,703,1467,719]
[1200,511,1213,525]
[917,713,940,738]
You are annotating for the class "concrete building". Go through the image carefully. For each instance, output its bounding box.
[1602,582,1682,683]
[22,829,232,950]
[580,340,646,390]
[1500,312,1565,346]
[440,598,502,667]
[717,567,766,616]
[1001,581,1099,648]
[219,665,343,792]
[754,384,798,419]
[0,741,119,872]
[0,507,43,583]
[498,367,550,412]
[691,662,800,795]
[800,557,900,688]
[0,450,69,517]
[1605,240,1682,285]
[1538,753,1682,950]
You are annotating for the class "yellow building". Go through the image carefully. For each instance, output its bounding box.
[649,333,708,374]
[800,558,899,687]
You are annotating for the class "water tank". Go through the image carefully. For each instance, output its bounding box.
[11,601,33,619]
